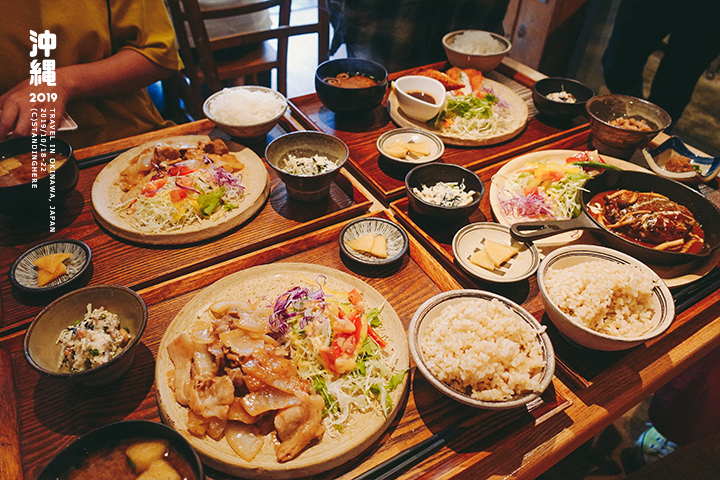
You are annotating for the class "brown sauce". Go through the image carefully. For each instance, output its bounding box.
[587,189,704,254]
[0,151,68,187]
[323,72,378,88]
[407,90,436,104]
[65,439,196,480]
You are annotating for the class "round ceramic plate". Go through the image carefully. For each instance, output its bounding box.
[387,78,528,146]
[91,135,269,245]
[376,128,444,165]
[339,217,409,265]
[155,263,410,479]
[489,149,717,288]
[10,239,91,293]
[453,223,539,283]
[489,150,645,248]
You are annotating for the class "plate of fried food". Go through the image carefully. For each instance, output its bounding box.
[388,67,528,146]
[156,263,410,479]
[91,136,269,245]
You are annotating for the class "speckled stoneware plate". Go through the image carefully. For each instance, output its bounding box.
[155,263,409,479]
[376,128,444,165]
[339,217,409,266]
[10,239,91,293]
[452,223,539,283]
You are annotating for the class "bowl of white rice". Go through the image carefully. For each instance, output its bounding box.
[442,30,511,72]
[409,290,555,409]
[537,245,675,351]
[203,86,287,139]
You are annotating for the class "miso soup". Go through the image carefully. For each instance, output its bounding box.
[0,151,68,187]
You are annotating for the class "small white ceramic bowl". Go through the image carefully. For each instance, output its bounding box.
[393,76,447,122]
[376,128,444,165]
[442,30,511,72]
[537,245,675,351]
[409,290,555,410]
[203,86,288,139]
[452,223,539,283]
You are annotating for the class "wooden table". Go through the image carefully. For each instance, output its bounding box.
[1,58,719,480]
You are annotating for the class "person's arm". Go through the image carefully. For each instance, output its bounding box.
[0,49,174,139]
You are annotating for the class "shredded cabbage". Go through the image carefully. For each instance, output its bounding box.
[116,166,245,234]
[496,160,592,221]
[273,280,406,435]
[428,91,512,139]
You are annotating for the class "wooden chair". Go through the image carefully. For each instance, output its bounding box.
[165,0,329,119]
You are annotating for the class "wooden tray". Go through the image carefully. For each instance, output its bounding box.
[0,211,570,480]
[390,130,720,389]
[290,60,591,205]
[0,114,372,334]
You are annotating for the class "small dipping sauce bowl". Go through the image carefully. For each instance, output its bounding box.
[393,76,447,122]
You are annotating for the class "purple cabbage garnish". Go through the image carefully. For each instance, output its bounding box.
[269,276,329,335]
[212,166,245,193]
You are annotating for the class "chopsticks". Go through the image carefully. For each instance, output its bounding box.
[353,424,463,480]
[672,267,720,314]
[77,148,130,169]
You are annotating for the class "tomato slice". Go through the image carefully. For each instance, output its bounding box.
[170,188,187,203]
[141,178,166,197]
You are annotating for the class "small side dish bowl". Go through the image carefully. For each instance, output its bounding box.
[586,94,671,158]
[265,131,349,201]
[392,76,447,122]
[0,136,79,215]
[376,128,444,165]
[405,163,484,220]
[536,245,674,351]
[442,30,511,72]
[643,135,720,184]
[24,285,147,385]
[532,77,594,119]
[10,239,91,293]
[36,420,204,480]
[203,86,288,138]
[339,217,409,266]
[452,223,539,283]
[315,58,388,116]
[409,289,555,409]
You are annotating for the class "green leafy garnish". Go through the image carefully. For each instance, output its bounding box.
[90,349,100,357]
[387,369,408,391]
[197,187,226,216]
[366,307,382,328]
[313,375,339,416]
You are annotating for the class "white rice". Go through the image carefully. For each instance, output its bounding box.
[450,31,506,55]
[209,88,285,125]
[544,260,659,338]
[420,298,546,401]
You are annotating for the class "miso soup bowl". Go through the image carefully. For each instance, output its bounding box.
[0,136,79,216]
[315,58,388,116]
[36,420,204,480]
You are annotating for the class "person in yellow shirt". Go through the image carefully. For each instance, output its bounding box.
[0,0,183,148]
